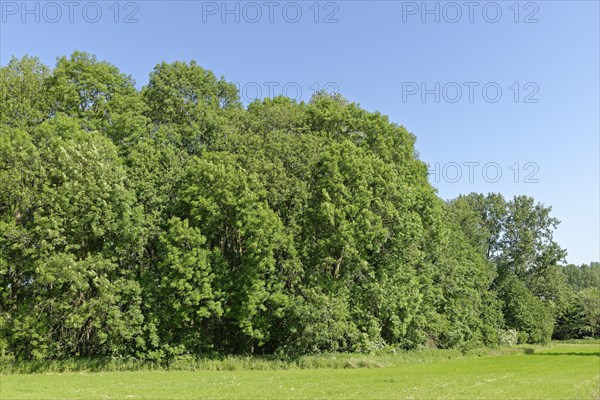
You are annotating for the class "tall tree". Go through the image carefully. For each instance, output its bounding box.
[0,116,145,359]
[142,61,240,154]
[0,56,51,129]
[46,51,148,145]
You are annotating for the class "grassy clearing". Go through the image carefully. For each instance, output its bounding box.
[1,342,598,399]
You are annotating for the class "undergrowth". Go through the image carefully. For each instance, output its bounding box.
[0,343,568,374]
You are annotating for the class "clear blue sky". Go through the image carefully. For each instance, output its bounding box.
[1,0,598,264]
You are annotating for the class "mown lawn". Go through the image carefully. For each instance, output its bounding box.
[2,343,598,399]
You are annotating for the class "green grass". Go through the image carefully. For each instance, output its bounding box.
[2,342,599,399]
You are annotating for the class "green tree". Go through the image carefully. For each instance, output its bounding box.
[142,61,240,153]
[46,51,148,145]
[1,53,587,360]
[177,153,296,353]
[0,116,145,359]
[498,275,554,344]
[562,262,600,291]
[147,217,222,356]
[448,193,568,343]
[0,56,51,129]
[578,288,600,337]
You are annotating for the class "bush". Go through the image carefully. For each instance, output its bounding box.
[499,276,554,344]
[498,329,518,346]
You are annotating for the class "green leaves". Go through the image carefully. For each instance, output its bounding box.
[497,274,554,344]
[142,61,240,154]
[0,115,144,359]
[46,52,148,144]
[176,153,294,352]
[144,217,221,353]
[304,140,390,280]
[1,52,583,360]
[448,193,571,344]
[0,56,51,129]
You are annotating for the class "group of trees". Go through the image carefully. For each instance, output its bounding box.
[556,263,600,339]
[0,52,598,361]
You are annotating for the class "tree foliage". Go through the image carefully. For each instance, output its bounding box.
[0,53,592,361]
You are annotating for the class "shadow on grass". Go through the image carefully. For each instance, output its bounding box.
[526,351,600,357]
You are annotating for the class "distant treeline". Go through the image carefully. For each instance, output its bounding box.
[1,52,598,362]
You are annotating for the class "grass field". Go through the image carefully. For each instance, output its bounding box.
[1,342,599,399]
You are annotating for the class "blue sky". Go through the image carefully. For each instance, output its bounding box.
[1,0,598,264]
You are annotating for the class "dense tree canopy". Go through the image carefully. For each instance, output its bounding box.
[0,53,596,361]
